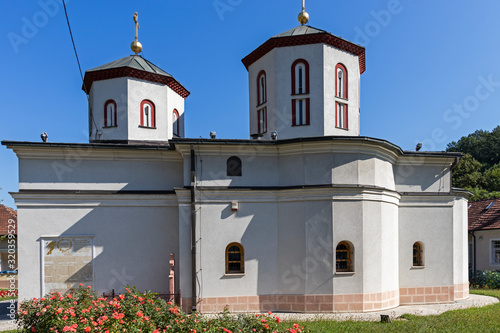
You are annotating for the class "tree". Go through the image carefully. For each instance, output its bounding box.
[447,126,500,201]
[452,154,483,189]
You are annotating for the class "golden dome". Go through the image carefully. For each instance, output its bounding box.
[131,40,142,54]
[298,10,309,25]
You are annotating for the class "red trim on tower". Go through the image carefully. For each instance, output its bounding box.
[83,67,190,99]
[344,104,348,130]
[291,100,297,126]
[335,63,348,99]
[242,33,366,74]
[291,59,310,95]
[104,99,117,127]
[257,70,267,105]
[140,100,155,128]
[173,109,180,136]
[306,98,310,125]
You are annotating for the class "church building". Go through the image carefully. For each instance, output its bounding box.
[2,5,469,313]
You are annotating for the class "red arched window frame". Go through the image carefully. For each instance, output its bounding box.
[291,59,310,126]
[257,70,267,106]
[335,63,348,99]
[291,59,310,95]
[140,100,155,128]
[173,109,180,137]
[104,100,117,128]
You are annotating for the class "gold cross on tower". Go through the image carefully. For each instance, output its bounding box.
[298,0,309,25]
[131,12,143,54]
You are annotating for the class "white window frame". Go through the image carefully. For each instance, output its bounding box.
[294,99,308,126]
[336,102,348,129]
[295,62,306,95]
[257,107,267,134]
[491,239,500,265]
[337,67,345,98]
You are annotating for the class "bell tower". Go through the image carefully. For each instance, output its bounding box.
[242,2,365,140]
[82,12,190,144]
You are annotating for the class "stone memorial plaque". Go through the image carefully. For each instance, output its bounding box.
[43,237,93,294]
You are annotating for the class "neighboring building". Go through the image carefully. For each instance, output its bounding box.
[2,8,469,313]
[468,198,500,272]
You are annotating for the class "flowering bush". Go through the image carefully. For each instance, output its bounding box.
[17,285,307,333]
[0,289,17,298]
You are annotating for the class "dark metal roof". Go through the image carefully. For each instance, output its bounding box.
[242,25,366,73]
[86,55,172,78]
[272,25,328,38]
[2,137,463,159]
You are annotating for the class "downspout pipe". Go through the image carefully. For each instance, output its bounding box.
[190,144,197,311]
[471,231,476,275]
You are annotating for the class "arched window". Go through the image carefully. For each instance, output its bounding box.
[336,241,353,272]
[173,109,180,137]
[335,63,348,99]
[226,243,244,274]
[413,242,424,267]
[291,59,310,126]
[227,156,242,177]
[257,71,267,134]
[335,102,348,129]
[140,100,155,128]
[104,100,117,127]
[257,70,267,105]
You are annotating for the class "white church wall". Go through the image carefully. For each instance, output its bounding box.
[167,88,185,138]
[90,78,129,142]
[15,195,179,302]
[275,44,325,140]
[127,79,169,142]
[395,158,452,193]
[248,50,277,139]
[453,197,469,294]
[196,200,279,298]
[323,44,360,137]
[17,149,183,191]
[398,201,455,288]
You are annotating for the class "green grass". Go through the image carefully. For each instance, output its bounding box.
[280,289,500,332]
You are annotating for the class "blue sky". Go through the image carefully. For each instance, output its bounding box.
[1,0,500,208]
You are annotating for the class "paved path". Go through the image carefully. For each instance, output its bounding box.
[0,295,496,331]
[276,294,499,322]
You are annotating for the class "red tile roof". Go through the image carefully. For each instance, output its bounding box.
[0,205,17,235]
[468,199,500,231]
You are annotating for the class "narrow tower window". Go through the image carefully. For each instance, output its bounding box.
[291,59,310,126]
[173,109,180,136]
[104,100,117,127]
[335,102,348,129]
[257,71,267,134]
[140,100,155,128]
[336,64,348,99]
[257,71,267,105]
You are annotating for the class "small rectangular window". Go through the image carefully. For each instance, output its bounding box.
[492,240,500,264]
[258,107,267,134]
[336,102,348,129]
[292,98,310,126]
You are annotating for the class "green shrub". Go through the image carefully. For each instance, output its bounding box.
[16,284,306,332]
[469,270,500,289]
